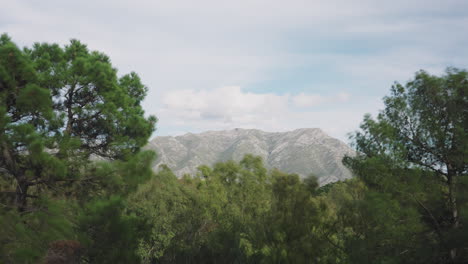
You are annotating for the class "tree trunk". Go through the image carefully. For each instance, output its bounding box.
[15,176,29,212]
[447,166,459,263]
[1,141,29,212]
[65,84,75,135]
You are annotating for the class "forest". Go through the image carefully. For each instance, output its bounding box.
[0,35,467,264]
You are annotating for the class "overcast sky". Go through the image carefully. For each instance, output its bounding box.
[2,0,468,142]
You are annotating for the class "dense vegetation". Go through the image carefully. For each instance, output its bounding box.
[1,36,467,263]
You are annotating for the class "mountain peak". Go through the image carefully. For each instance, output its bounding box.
[147,128,355,185]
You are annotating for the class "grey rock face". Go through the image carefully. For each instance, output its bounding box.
[145,128,355,185]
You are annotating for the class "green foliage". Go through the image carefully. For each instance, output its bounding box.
[0,198,76,263]
[78,196,144,263]
[129,156,339,264]
[26,38,156,159]
[344,68,468,263]
[256,171,324,263]
[0,34,156,263]
[1,33,156,209]
[128,165,197,262]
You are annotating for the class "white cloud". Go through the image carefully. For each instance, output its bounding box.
[292,94,326,108]
[160,86,289,126]
[292,92,350,108]
[337,92,351,102]
[157,87,369,142]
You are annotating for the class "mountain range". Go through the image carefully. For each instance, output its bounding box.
[145,128,355,185]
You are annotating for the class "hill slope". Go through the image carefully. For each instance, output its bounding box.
[146,128,355,185]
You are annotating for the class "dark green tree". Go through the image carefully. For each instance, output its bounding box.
[346,68,468,263]
[0,34,156,263]
[78,196,145,264]
[0,33,156,212]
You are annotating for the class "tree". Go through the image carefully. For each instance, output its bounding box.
[190,155,272,263]
[27,39,155,159]
[0,34,156,263]
[127,165,204,263]
[323,176,436,264]
[0,34,156,212]
[346,68,468,263]
[78,196,144,264]
[258,171,323,263]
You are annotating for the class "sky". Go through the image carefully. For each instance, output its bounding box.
[2,0,468,143]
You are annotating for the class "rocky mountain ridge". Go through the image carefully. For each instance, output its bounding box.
[145,128,355,185]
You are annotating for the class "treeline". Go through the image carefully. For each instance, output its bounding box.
[1,36,467,263]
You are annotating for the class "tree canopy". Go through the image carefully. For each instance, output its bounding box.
[0,34,156,263]
[0,33,156,212]
[344,68,468,263]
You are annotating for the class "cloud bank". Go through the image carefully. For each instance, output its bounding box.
[158,86,367,141]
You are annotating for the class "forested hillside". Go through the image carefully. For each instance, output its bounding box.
[1,36,467,264]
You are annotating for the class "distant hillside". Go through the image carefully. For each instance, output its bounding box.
[146,128,355,185]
